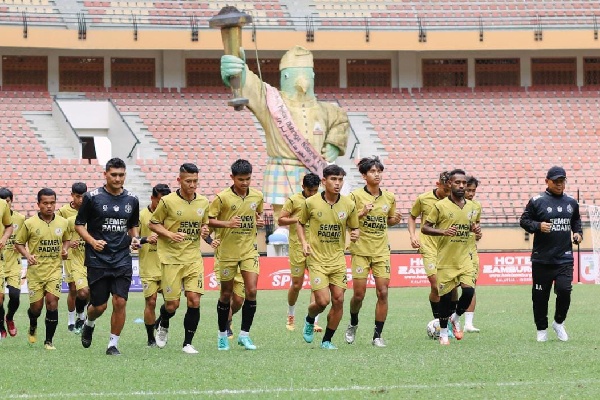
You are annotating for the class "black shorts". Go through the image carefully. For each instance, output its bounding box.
[87,265,133,307]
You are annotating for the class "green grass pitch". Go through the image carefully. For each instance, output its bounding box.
[1,284,599,399]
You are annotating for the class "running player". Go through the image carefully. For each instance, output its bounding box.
[150,164,210,354]
[408,172,450,321]
[422,169,481,345]
[0,194,14,339]
[75,158,140,356]
[0,188,22,338]
[464,176,482,332]
[14,188,69,350]
[137,183,171,347]
[345,157,401,347]
[57,182,88,333]
[209,159,264,351]
[299,165,359,350]
[277,173,322,332]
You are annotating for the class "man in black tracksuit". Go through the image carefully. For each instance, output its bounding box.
[520,166,582,342]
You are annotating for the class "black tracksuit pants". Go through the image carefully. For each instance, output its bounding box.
[531,262,573,331]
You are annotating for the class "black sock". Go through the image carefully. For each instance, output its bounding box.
[306,314,315,324]
[227,319,232,331]
[430,300,440,319]
[373,320,385,339]
[75,297,87,315]
[28,308,39,329]
[183,307,200,346]
[350,312,359,326]
[457,287,475,316]
[217,300,231,332]
[145,324,155,342]
[45,309,58,343]
[6,286,20,320]
[240,300,257,333]
[0,305,5,326]
[159,305,176,329]
[438,293,453,329]
[451,300,459,314]
[322,327,335,343]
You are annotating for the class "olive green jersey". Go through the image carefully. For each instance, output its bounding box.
[208,187,264,262]
[410,189,445,254]
[3,210,25,268]
[15,214,69,281]
[425,197,478,270]
[66,215,85,268]
[468,200,482,254]
[0,199,11,238]
[282,191,311,250]
[150,191,209,265]
[138,206,160,277]
[299,192,359,267]
[349,187,396,256]
[56,203,78,219]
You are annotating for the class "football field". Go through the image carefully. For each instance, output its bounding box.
[1,284,599,399]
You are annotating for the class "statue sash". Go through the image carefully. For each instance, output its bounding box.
[264,83,328,177]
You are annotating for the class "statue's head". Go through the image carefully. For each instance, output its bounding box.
[279,46,315,99]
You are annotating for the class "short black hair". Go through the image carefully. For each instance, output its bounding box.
[323,164,346,178]
[106,157,126,171]
[0,187,13,201]
[71,182,87,195]
[180,163,199,174]
[448,169,467,180]
[357,156,384,175]
[467,176,480,187]
[439,171,450,184]
[37,188,56,203]
[303,173,321,188]
[152,183,171,198]
[231,159,252,176]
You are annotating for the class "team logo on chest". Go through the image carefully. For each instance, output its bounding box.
[103,205,108,211]
[250,202,257,211]
[113,205,120,212]
[177,210,182,216]
[338,211,347,220]
[55,228,63,236]
[197,208,205,217]
[557,206,563,213]
[125,203,132,214]
[317,211,323,218]
[567,204,573,214]
[382,204,389,213]
[547,207,552,213]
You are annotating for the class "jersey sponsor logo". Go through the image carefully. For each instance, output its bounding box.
[54,228,63,235]
[550,217,571,232]
[125,204,132,214]
[250,202,257,211]
[231,205,237,211]
[197,208,205,217]
[102,218,128,232]
[317,223,341,241]
[177,210,182,215]
[547,207,552,213]
[337,211,347,220]
[102,205,108,211]
[317,211,323,218]
[362,215,386,230]
[567,204,573,214]
[382,204,389,212]
[90,189,100,196]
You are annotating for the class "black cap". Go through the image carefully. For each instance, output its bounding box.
[546,166,566,180]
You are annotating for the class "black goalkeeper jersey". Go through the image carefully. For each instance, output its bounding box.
[75,186,139,269]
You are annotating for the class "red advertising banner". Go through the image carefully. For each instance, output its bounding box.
[199,251,595,290]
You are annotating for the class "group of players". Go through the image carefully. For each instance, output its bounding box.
[0,155,487,353]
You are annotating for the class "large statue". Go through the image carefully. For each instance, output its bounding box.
[220,46,350,216]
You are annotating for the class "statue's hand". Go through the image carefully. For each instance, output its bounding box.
[323,143,340,162]
[220,51,246,88]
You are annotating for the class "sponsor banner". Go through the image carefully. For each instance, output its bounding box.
[12,251,593,294]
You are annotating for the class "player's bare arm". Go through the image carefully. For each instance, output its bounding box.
[14,243,36,265]
[200,224,210,239]
[387,210,402,226]
[255,213,265,228]
[408,215,421,248]
[422,221,457,237]
[539,222,552,233]
[349,228,360,242]
[573,232,582,244]
[360,203,374,218]
[297,222,311,256]
[148,221,186,243]
[208,216,242,229]
[277,210,297,226]
[61,240,71,260]
[74,224,106,251]
[0,223,13,250]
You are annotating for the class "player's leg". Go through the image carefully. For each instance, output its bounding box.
[531,262,554,342]
[43,290,60,350]
[217,260,236,350]
[81,270,110,349]
[436,269,459,344]
[72,267,90,333]
[372,276,390,347]
[286,275,303,331]
[0,290,5,339]
[346,255,368,344]
[144,291,158,347]
[238,264,259,350]
[105,267,132,355]
[464,256,480,332]
[551,264,573,341]
[310,290,322,332]
[5,264,23,337]
[321,283,345,349]
[303,286,330,344]
[229,275,245,338]
[67,282,77,332]
[423,254,440,319]
[180,262,203,353]
[27,295,44,345]
[156,264,184,349]
[449,281,474,339]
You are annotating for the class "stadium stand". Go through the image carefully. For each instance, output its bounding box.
[0,91,105,215]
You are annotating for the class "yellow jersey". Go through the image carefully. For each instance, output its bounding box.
[208,187,264,262]
[150,191,209,265]
[56,203,78,219]
[299,192,359,267]
[66,215,85,268]
[425,197,478,270]
[15,214,69,281]
[410,189,445,254]
[468,200,482,254]
[349,187,396,256]
[281,191,312,250]
[3,210,25,268]
[139,206,161,276]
